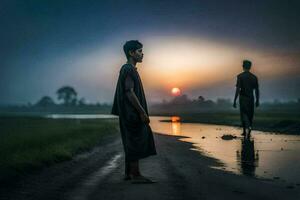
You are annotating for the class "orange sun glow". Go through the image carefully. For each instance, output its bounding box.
[171,87,181,96]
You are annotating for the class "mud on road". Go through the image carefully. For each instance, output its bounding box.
[1,133,300,200]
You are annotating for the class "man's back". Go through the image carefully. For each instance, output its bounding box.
[236,71,258,98]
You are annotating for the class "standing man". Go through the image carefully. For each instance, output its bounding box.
[233,60,260,137]
[111,40,156,183]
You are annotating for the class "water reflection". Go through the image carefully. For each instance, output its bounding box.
[171,116,181,122]
[237,137,259,177]
[45,114,117,119]
[171,122,181,135]
[150,116,300,183]
[171,116,181,135]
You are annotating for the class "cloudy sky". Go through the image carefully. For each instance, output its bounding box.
[1,0,300,105]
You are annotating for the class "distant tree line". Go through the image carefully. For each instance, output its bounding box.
[150,94,300,114]
[157,94,232,108]
[1,87,299,115]
[0,86,111,114]
[35,86,104,107]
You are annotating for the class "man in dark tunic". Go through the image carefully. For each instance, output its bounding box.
[111,40,156,183]
[233,60,260,137]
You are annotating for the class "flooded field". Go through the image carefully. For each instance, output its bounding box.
[150,116,300,184]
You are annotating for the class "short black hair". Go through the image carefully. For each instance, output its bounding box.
[123,40,143,59]
[243,60,252,70]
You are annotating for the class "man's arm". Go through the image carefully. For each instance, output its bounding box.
[233,76,240,108]
[233,87,239,108]
[255,78,260,107]
[125,76,150,123]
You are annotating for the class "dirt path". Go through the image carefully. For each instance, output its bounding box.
[1,133,300,200]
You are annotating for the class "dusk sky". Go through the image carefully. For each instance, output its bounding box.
[1,0,300,105]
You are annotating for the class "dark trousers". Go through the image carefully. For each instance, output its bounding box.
[239,95,254,129]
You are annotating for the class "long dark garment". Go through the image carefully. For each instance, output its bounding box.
[239,95,254,128]
[111,64,156,162]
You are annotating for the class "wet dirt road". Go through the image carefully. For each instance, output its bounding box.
[1,131,300,200]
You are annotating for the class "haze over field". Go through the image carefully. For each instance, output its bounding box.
[1,0,300,105]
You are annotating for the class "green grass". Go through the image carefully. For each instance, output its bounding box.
[0,116,119,181]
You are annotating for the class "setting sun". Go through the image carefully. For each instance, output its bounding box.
[171,87,181,96]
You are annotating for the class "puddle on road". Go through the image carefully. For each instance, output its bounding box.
[69,153,122,200]
[150,116,300,184]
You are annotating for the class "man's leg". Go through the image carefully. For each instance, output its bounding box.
[242,121,246,136]
[129,160,155,184]
[247,99,255,138]
[240,102,246,136]
[240,111,247,136]
[245,116,251,138]
[124,157,131,180]
[129,160,140,177]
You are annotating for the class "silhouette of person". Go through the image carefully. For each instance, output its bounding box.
[243,137,259,176]
[111,40,156,183]
[233,60,260,137]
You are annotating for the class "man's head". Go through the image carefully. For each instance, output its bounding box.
[123,40,143,63]
[243,60,252,71]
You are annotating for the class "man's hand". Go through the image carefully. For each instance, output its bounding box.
[256,100,260,107]
[233,101,237,108]
[140,112,150,124]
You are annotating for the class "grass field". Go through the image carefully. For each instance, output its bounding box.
[0,116,119,182]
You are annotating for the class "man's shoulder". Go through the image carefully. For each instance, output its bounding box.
[249,72,258,79]
[120,63,131,70]
[237,72,244,78]
[252,72,258,78]
[119,64,137,79]
[238,72,257,78]
[120,64,134,73]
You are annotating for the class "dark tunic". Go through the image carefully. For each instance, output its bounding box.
[236,71,259,128]
[111,64,156,162]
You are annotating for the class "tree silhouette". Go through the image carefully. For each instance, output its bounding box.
[171,94,191,104]
[78,97,86,106]
[198,96,205,102]
[36,96,55,107]
[56,86,77,106]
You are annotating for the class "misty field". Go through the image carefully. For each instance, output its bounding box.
[0,117,119,182]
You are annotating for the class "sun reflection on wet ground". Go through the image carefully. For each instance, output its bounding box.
[150,116,300,184]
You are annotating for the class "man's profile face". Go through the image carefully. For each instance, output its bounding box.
[130,48,144,63]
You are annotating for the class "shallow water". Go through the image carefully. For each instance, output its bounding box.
[45,114,117,119]
[44,114,300,183]
[150,116,300,184]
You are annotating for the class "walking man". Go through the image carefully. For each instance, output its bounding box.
[233,60,260,137]
[111,40,157,183]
